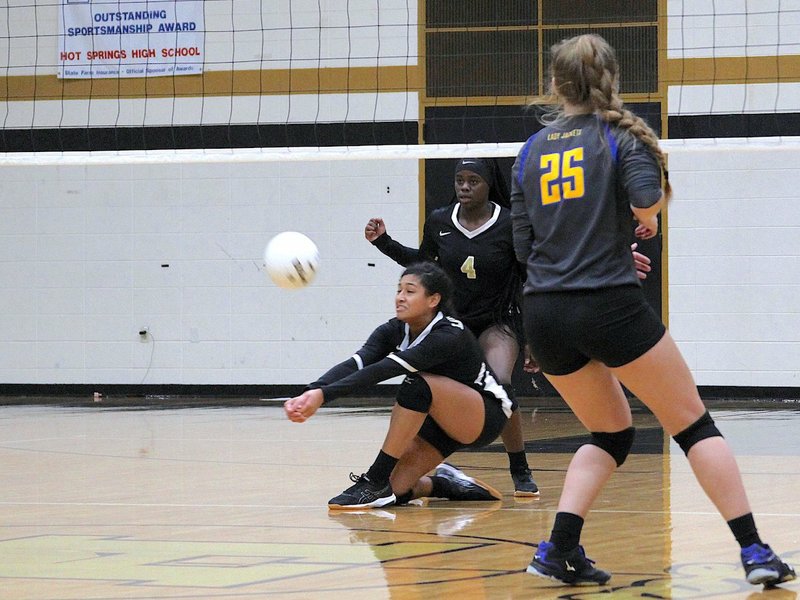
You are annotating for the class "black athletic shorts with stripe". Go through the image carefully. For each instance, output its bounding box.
[523,284,666,376]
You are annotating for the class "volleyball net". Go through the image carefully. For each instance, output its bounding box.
[1,1,799,160]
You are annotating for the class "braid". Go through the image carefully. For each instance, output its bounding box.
[547,34,672,202]
[597,91,672,202]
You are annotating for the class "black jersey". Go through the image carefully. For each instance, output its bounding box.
[306,312,514,416]
[372,202,520,326]
[511,114,662,293]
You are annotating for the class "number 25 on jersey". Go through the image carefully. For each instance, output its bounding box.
[540,147,585,205]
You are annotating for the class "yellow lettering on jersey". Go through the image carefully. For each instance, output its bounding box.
[547,128,582,141]
[540,153,561,204]
[460,255,476,279]
[539,148,585,205]
[563,147,585,199]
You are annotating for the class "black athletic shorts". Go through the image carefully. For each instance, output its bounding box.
[462,310,523,343]
[523,284,666,376]
[417,393,508,458]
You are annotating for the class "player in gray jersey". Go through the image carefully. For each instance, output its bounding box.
[285,262,511,510]
[511,33,794,588]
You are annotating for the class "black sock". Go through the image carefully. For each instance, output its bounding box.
[365,450,398,485]
[549,512,585,553]
[508,450,529,472]
[728,513,762,548]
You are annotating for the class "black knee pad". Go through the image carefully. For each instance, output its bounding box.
[673,411,723,455]
[589,427,636,467]
[395,375,433,413]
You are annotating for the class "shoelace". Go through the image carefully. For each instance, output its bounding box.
[349,472,367,484]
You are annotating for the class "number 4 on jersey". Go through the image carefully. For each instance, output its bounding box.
[460,255,476,279]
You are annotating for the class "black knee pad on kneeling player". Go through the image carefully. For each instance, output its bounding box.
[395,374,433,413]
[673,411,723,455]
[589,427,636,467]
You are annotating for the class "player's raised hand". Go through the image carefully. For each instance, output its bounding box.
[364,218,386,242]
[284,389,324,423]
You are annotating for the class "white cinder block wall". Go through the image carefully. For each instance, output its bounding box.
[665,143,800,387]
[0,158,418,384]
[4,146,800,387]
[665,1,800,387]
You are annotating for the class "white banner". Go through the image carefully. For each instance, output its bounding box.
[58,0,204,79]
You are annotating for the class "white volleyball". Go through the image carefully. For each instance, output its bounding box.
[263,231,319,289]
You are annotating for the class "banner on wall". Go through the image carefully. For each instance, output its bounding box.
[58,0,204,79]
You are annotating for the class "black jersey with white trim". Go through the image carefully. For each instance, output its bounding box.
[511,113,662,292]
[372,202,519,325]
[306,312,514,416]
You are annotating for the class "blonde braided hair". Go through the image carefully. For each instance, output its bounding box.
[547,34,671,201]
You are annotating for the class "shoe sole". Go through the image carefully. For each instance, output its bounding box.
[328,494,397,511]
[526,564,609,586]
[436,463,502,500]
[513,489,541,498]
[747,567,796,586]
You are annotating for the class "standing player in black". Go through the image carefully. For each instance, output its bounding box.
[365,157,540,497]
[512,33,795,587]
[285,261,513,509]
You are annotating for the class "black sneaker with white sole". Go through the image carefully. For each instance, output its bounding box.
[328,472,396,510]
[431,463,502,501]
[511,467,540,497]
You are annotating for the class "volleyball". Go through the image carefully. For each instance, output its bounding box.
[263,231,320,289]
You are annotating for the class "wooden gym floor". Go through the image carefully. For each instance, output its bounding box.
[1,397,798,599]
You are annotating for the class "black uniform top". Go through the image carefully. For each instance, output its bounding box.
[511,113,663,293]
[372,202,521,327]
[306,311,514,416]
